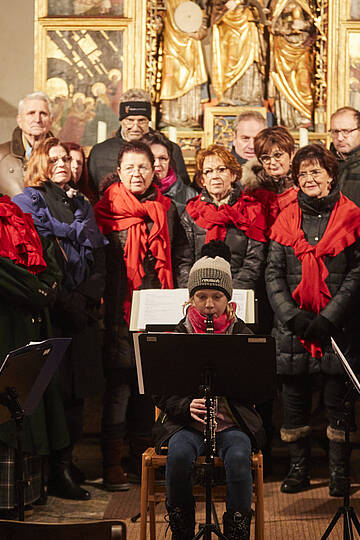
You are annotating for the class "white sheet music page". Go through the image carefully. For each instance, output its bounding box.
[130,288,254,331]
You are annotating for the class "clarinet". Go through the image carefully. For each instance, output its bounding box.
[205,314,217,455]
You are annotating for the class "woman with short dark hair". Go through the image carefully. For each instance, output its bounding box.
[142,131,197,215]
[266,143,360,496]
[94,140,187,490]
[241,125,297,214]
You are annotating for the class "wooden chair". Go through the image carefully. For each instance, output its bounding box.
[0,518,127,540]
[140,447,264,540]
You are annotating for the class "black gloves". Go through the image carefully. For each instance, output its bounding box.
[303,314,335,345]
[287,311,315,338]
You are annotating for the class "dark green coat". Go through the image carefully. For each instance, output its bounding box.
[0,239,69,454]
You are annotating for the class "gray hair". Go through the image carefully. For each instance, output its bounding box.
[119,88,151,103]
[18,91,53,115]
[234,111,267,133]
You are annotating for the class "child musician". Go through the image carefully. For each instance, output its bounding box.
[152,241,265,540]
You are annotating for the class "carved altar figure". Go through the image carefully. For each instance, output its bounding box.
[211,0,266,106]
[269,0,316,129]
[159,0,209,127]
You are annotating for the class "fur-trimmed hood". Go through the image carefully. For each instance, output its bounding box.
[240,157,294,195]
[240,158,264,191]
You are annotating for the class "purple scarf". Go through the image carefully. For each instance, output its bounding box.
[159,167,177,194]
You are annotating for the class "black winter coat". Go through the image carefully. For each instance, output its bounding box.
[152,316,265,453]
[266,187,360,376]
[88,127,189,193]
[331,143,360,208]
[102,185,188,376]
[178,185,267,290]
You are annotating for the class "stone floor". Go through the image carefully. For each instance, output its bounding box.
[14,394,360,538]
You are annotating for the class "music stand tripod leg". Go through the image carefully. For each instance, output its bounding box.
[321,384,360,540]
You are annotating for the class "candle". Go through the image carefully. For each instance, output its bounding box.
[168,126,177,143]
[97,121,107,144]
[299,127,309,147]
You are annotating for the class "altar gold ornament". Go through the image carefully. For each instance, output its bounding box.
[269,0,317,129]
[212,0,267,106]
[159,0,209,127]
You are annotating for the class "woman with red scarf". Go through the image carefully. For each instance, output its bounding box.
[266,144,360,497]
[94,141,186,490]
[178,144,268,291]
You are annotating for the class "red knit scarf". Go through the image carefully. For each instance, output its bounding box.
[186,192,268,243]
[94,182,174,323]
[187,303,237,334]
[0,195,46,274]
[269,194,360,358]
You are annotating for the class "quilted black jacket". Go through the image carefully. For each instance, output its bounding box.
[265,186,360,376]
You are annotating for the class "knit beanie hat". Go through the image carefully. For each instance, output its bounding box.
[188,241,233,300]
[119,101,151,120]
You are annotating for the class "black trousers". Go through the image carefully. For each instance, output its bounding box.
[281,373,351,433]
[102,367,154,442]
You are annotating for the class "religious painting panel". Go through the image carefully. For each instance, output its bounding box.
[347,29,360,110]
[35,22,129,148]
[42,0,125,17]
[351,0,360,19]
[204,106,267,150]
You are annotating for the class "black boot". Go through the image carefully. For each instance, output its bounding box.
[165,502,195,540]
[223,510,252,540]
[281,438,310,493]
[48,449,91,500]
[329,440,349,497]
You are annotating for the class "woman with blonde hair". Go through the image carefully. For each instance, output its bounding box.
[13,137,107,500]
[178,144,268,290]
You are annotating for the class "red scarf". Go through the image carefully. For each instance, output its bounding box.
[95,182,174,323]
[270,194,360,358]
[0,195,46,274]
[187,303,237,334]
[186,192,267,243]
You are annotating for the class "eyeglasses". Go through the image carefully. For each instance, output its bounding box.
[121,165,152,175]
[202,166,229,177]
[49,155,71,165]
[122,118,149,127]
[297,169,324,181]
[328,128,359,138]
[259,151,285,165]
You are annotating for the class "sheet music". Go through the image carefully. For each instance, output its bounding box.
[130,288,254,331]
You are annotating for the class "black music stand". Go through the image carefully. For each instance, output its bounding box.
[135,332,276,540]
[0,338,71,521]
[320,338,360,539]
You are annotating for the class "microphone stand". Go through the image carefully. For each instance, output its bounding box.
[193,314,228,540]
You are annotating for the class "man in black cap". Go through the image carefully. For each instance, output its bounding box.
[88,88,189,194]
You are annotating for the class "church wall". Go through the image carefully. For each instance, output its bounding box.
[0,0,34,142]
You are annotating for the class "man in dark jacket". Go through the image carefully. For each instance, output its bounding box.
[0,91,53,197]
[88,88,189,194]
[330,106,360,207]
[231,111,266,166]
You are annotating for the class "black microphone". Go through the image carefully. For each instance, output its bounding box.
[206,314,214,334]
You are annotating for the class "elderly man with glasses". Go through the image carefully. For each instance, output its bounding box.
[87,88,189,197]
[330,106,360,207]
